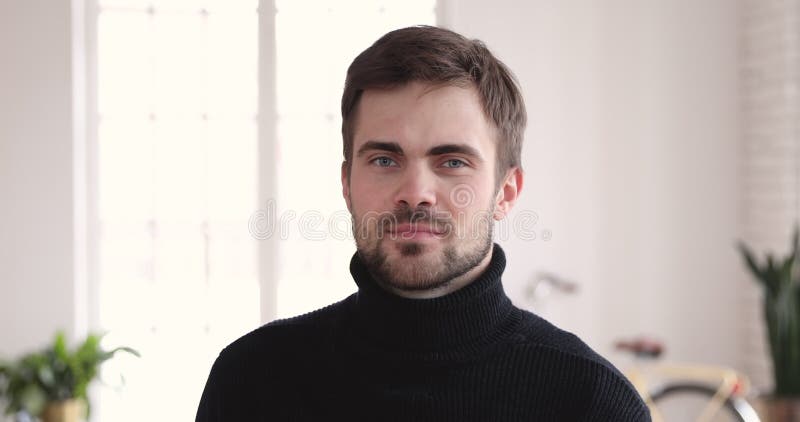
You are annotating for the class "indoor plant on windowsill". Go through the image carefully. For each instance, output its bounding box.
[738,227,800,421]
[0,332,138,422]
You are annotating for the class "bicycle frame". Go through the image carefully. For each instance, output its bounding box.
[625,361,757,422]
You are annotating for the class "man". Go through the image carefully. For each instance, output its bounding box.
[196,26,650,421]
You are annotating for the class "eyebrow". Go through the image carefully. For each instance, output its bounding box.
[356,140,483,161]
[427,144,482,160]
[356,141,403,157]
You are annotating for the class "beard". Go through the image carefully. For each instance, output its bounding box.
[352,203,494,292]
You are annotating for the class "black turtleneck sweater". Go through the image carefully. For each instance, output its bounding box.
[196,245,650,421]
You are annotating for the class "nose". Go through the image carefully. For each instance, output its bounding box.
[393,167,437,209]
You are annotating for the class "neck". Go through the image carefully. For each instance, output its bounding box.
[385,251,493,299]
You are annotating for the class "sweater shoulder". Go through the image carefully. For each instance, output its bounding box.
[197,296,354,421]
[512,308,616,369]
[509,309,650,420]
[217,293,353,362]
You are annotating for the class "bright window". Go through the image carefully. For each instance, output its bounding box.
[93,2,259,421]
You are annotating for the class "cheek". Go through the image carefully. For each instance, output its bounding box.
[443,179,495,212]
[347,179,386,214]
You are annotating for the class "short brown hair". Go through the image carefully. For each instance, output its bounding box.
[341,25,527,180]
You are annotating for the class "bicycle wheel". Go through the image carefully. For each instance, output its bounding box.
[650,383,761,422]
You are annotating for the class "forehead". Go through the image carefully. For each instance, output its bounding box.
[353,82,496,156]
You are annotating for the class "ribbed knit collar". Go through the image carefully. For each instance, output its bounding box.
[347,243,517,352]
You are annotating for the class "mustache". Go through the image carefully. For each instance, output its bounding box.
[379,205,453,231]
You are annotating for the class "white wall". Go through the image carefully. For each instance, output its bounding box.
[446,0,743,370]
[739,0,800,391]
[0,0,80,357]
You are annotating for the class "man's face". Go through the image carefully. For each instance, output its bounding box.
[342,82,520,297]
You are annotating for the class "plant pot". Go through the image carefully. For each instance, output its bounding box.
[40,399,84,422]
[755,396,800,422]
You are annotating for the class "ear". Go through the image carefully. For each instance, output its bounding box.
[494,167,523,220]
[341,161,352,212]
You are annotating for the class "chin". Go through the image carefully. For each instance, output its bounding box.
[393,242,444,260]
[384,267,451,292]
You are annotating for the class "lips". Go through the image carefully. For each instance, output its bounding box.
[388,223,447,239]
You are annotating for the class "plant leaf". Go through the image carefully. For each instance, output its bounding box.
[19,384,46,416]
[737,241,764,279]
[53,332,68,361]
[109,347,140,359]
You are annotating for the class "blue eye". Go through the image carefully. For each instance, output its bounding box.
[372,157,397,167]
[443,159,466,168]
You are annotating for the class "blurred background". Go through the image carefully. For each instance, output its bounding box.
[0,0,797,420]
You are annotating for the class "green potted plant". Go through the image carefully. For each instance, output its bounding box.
[0,331,138,422]
[737,226,800,420]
